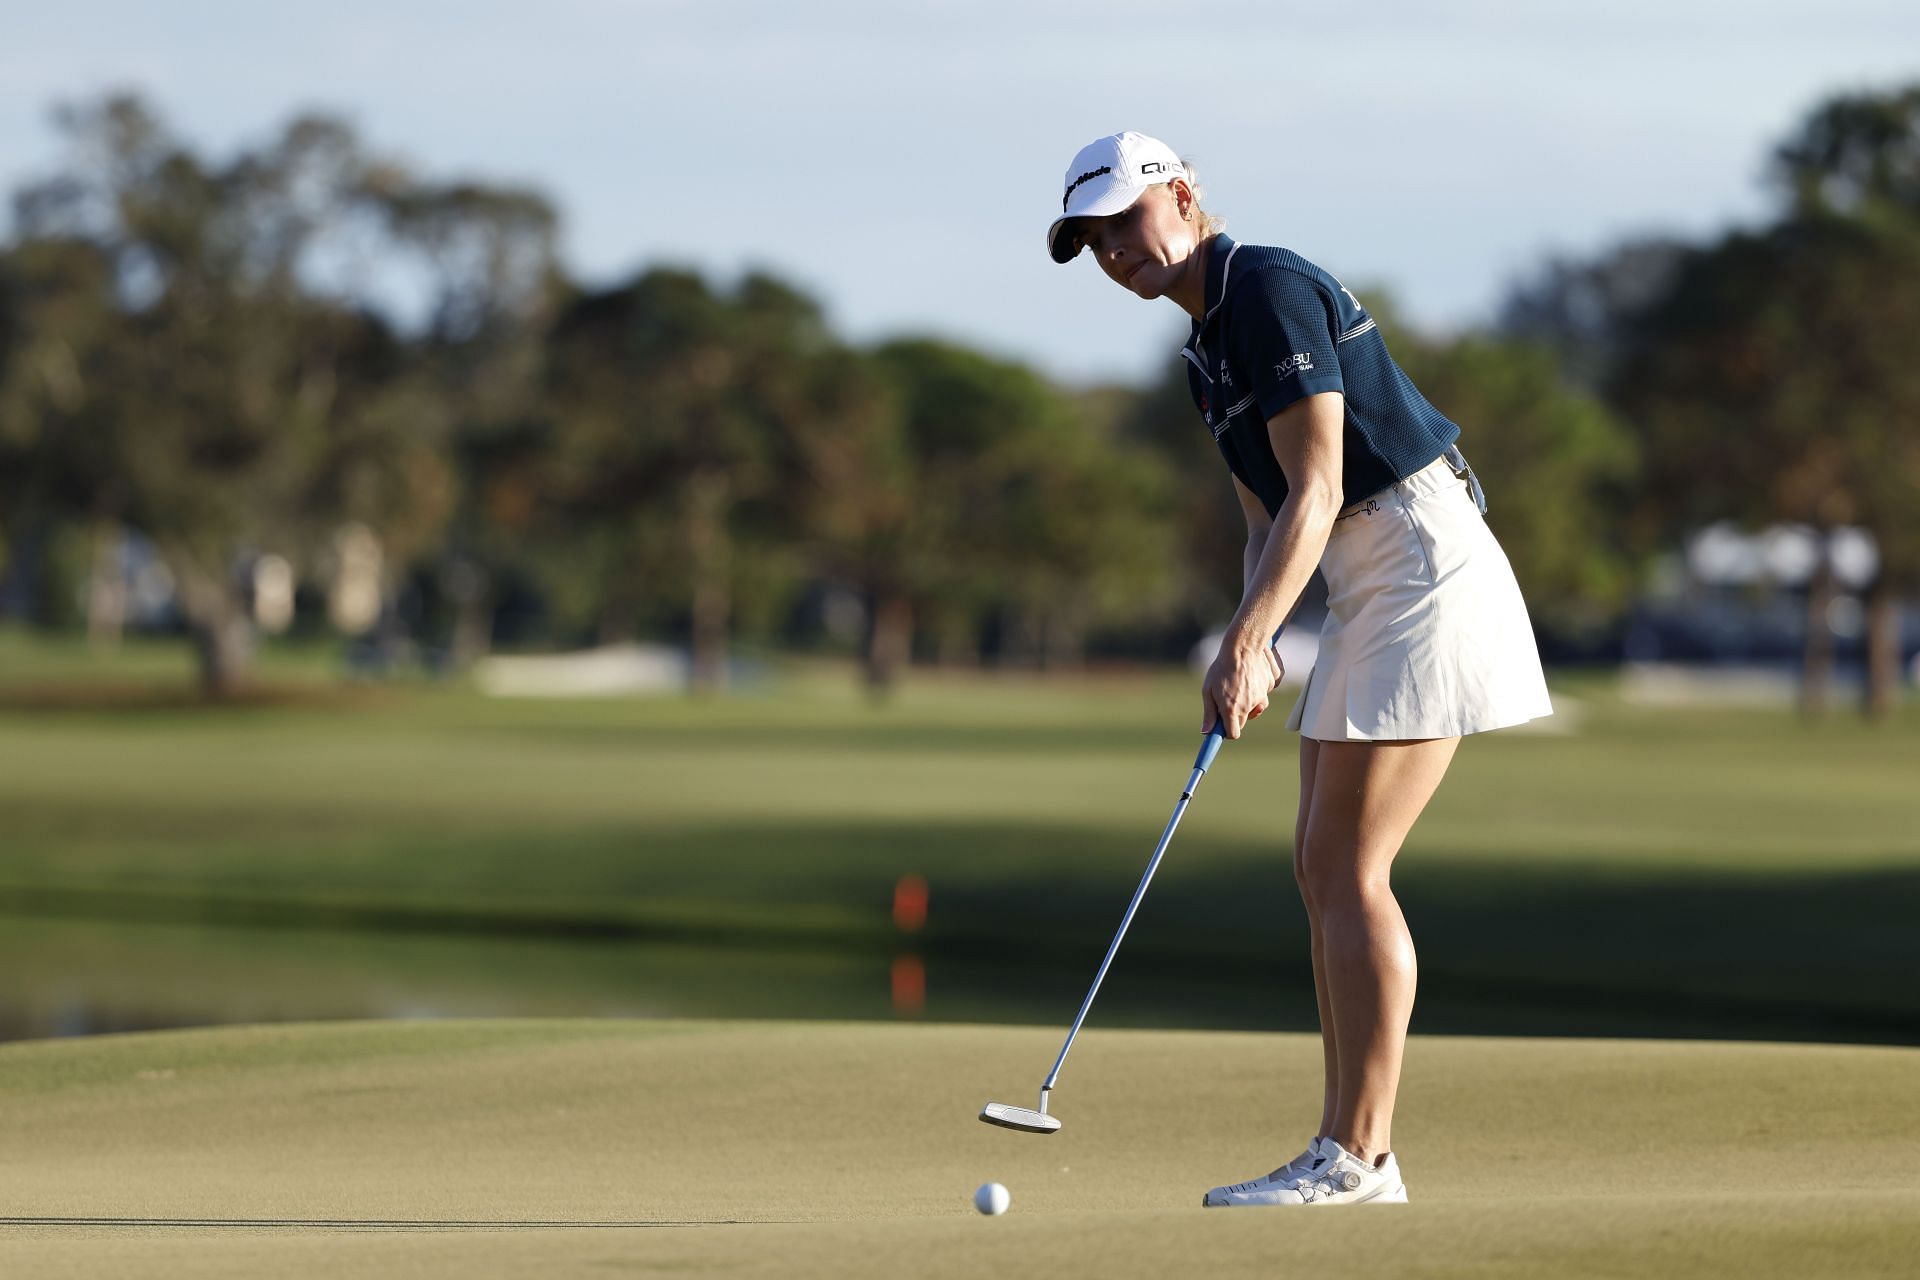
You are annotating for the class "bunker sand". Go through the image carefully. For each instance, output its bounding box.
[2,1019,1916,1277]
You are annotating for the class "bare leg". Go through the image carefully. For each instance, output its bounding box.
[1293,736,1338,1139]
[1299,736,1460,1167]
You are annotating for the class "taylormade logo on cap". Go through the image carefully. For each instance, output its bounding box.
[1047,131,1186,264]
[1062,165,1114,211]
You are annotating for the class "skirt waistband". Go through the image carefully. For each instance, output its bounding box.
[1336,444,1488,521]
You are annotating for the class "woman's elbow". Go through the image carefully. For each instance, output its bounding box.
[1293,478,1344,520]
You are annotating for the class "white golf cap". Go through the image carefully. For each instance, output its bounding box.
[1047,131,1187,263]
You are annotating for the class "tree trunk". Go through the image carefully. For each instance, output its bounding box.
[1000,607,1043,670]
[168,549,255,700]
[1799,536,1836,721]
[86,520,127,653]
[0,519,46,622]
[191,607,255,698]
[1862,573,1902,721]
[865,591,913,696]
[1040,604,1087,673]
[446,563,493,672]
[685,469,731,693]
[933,608,980,668]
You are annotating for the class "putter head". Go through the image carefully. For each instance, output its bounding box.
[979,1101,1062,1134]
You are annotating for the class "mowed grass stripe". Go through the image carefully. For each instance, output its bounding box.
[3,663,1915,879]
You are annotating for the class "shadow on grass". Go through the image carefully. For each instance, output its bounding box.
[924,855,1920,1045]
[0,682,395,714]
[3,819,1916,1046]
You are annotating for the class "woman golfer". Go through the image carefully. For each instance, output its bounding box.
[1048,131,1554,1207]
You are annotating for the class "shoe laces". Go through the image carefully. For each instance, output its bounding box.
[1294,1165,1367,1201]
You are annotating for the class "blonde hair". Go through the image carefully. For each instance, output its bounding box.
[1179,159,1225,237]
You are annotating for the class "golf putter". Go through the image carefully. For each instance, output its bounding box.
[979,715,1233,1135]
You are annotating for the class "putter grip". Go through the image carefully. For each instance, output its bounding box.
[1195,720,1227,773]
[1194,624,1279,773]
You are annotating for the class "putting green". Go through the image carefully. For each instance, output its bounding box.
[2,1019,1916,1277]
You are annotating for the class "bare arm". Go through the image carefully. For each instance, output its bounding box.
[1203,391,1347,736]
[1231,473,1272,592]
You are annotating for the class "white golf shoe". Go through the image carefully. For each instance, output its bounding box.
[1201,1136,1328,1207]
[1208,1138,1407,1207]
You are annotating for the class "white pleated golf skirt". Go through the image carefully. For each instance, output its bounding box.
[1285,446,1555,742]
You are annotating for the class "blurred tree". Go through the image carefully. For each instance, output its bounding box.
[777,344,915,683]
[1383,311,1643,645]
[1610,85,1920,719]
[1117,348,1248,639]
[543,268,820,689]
[1775,85,1920,227]
[1616,219,1920,719]
[1498,238,1688,391]
[1490,84,1920,714]
[846,340,1174,688]
[379,176,560,667]
[4,94,459,696]
[0,236,119,635]
[1774,84,1920,716]
[435,411,554,666]
[1004,386,1177,670]
[784,337,983,692]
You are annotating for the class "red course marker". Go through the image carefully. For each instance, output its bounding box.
[891,954,926,1017]
[893,874,929,932]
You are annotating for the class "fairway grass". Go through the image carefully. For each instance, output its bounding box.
[2,1019,1916,1277]
[4,639,1920,1042]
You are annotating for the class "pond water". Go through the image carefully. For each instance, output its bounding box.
[8,913,1900,1047]
[0,915,1317,1044]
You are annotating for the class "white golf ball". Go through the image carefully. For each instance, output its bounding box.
[973,1182,1011,1215]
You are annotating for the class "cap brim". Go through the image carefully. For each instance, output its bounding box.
[1046,182,1153,263]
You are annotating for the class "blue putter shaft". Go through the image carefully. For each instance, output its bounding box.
[1036,717,1230,1106]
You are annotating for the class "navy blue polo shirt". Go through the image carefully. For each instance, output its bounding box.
[1182,234,1459,516]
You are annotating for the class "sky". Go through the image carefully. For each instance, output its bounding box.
[6,1,1918,386]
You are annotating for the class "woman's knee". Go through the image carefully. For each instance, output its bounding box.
[1292,813,1315,905]
[1297,832,1393,908]
[1294,738,1320,903]
[1292,851,1319,921]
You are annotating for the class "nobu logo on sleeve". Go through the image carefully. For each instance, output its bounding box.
[1275,353,1316,380]
[1062,165,1113,211]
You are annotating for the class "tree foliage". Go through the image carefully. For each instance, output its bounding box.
[1602,83,1920,716]
[1387,322,1641,638]
[0,94,563,694]
[17,85,1917,707]
[541,268,826,684]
